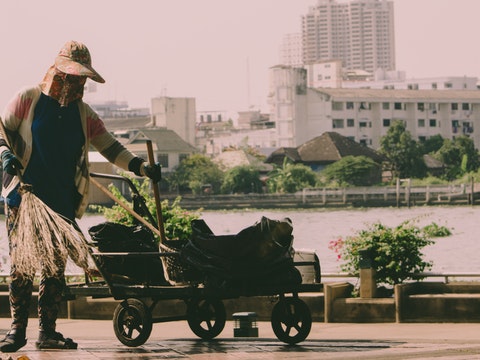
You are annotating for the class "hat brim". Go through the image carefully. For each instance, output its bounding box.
[55,57,105,83]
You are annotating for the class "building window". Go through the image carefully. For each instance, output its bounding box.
[418,119,425,127]
[462,103,470,111]
[382,102,390,110]
[346,102,354,109]
[217,114,222,121]
[332,102,343,111]
[394,102,403,110]
[432,83,437,89]
[359,102,370,110]
[200,115,204,122]
[179,153,189,163]
[445,82,453,88]
[332,119,344,128]
[451,103,458,111]
[347,119,355,127]
[158,153,169,168]
[417,103,425,111]
[359,121,368,128]
[452,120,459,133]
[429,119,437,127]
[463,122,473,134]
[383,119,390,127]
[418,136,426,142]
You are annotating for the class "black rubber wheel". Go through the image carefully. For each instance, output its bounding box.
[187,298,226,340]
[113,298,153,347]
[271,297,312,344]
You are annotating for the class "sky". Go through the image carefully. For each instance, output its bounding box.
[0,0,479,114]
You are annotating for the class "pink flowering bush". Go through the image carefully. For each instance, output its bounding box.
[329,221,437,286]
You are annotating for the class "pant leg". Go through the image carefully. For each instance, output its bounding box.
[6,205,34,331]
[38,254,67,333]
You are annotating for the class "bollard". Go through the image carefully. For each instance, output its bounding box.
[233,312,258,337]
[359,248,376,298]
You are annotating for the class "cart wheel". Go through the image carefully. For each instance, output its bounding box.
[187,298,226,340]
[113,298,153,347]
[271,297,312,344]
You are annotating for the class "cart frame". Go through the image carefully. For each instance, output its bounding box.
[66,172,323,347]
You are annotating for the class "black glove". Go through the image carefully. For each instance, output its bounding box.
[142,162,162,183]
[1,150,23,175]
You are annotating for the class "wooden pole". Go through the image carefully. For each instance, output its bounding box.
[146,140,166,243]
[89,176,170,251]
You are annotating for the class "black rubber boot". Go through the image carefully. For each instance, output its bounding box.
[35,330,78,350]
[0,328,27,353]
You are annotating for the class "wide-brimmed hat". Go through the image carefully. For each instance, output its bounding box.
[54,40,105,83]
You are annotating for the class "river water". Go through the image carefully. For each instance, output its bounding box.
[0,205,478,275]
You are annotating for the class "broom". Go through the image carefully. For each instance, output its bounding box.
[0,120,91,277]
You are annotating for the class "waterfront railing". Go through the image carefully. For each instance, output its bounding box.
[166,182,479,209]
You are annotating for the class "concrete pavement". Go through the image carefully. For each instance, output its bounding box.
[0,318,479,359]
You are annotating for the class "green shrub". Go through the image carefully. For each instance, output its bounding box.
[90,175,200,241]
[329,220,441,286]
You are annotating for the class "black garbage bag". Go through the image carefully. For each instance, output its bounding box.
[88,222,169,285]
[181,217,301,289]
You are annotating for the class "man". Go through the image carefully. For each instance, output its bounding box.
[0,40,161,352]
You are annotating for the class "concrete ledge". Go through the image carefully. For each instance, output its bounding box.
[395,281,480,323]
[330,297,395,323]
[324,282,354,322]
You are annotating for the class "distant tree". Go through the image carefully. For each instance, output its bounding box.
[168,154,224,194]
[267,159,318,193]
[221,165,263,194]
[420,134,444,155]
[434,135,480,180]
[380,120,427,179]
[322,156,382,186]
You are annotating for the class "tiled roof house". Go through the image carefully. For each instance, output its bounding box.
[266,131,385,171]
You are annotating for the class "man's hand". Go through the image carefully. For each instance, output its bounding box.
[141,162,162,183]
[1,150,23,175]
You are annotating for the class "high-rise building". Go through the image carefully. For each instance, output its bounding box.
[302,0,395,73]
[279,33,303,67]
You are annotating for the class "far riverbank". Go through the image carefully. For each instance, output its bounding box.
[163,182,479,210]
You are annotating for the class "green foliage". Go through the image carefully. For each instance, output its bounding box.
[322,155,381,186]
[329,220,441,286]
[221,165,263,194]
[167,154,224,194]
[420,134,444,155]
[434,136,480,180]
[380,120,427,179]
[409,176,449,186]
[91,176,200,241]
[421,222,452,238]
[267,159,318,193]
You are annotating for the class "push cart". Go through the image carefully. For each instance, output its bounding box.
[65,172,323,347]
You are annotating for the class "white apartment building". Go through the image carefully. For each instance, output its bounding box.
[345,75,479,91]
[150,96,196,146]
[302,0,395,73]
[305,60,343,88]
[268,65,480,150]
